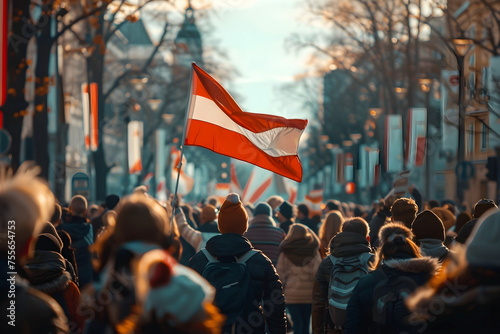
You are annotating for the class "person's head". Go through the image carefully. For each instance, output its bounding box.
[206,195,220,209]
[473,198,498,219]
[200,204,218,224]
[325,199,341,212]
[466,210,500,269]
[40,221,63,248]
[35,233,62,253]
[341,217,370,238]
[374,223,421,269]
[283,223,319,248]
[318,210,344,245]
[253,202,272,217]
[217,193,248,234]
[56,230,72,250]
[430,207,456,231]
[113,193,173,247]
[427,200,440,209]
[0,164,55,263]
[88,204,101,219]
[455,211,472,234]
[69,195,88,217]
[105,194,120,210]
[276,201,294,222]
[266,195,285,211]
[50,203,62,226]
[391,197,418,228]
[297,203,310,219]
[411,210,445,243]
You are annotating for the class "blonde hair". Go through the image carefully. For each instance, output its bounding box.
[319,210,344,249]
[0,163,55,260]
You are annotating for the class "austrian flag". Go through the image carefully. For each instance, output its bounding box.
[184,63,308,182]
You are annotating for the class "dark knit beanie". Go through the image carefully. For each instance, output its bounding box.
[411,210,445,242]
[277,201,293,220]
[455,218,478,244]
[218,193,248,234]
[35,233,62,253]
[455,211,472,234]
[253,202,272,217]
[473,199,498,219]
[105,194,120,210]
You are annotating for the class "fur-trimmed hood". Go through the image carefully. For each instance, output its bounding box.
[384,256,439,275]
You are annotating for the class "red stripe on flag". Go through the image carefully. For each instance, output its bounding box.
[248,177,272,203]
[185,120,304,182]
[230,162,242,190]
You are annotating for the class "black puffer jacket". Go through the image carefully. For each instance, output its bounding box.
[345,255,438,334]
[312,232,373,334]
[189,234,286,334]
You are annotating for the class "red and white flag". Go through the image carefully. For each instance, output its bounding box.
[128,120,143,174]
[184,63,308,182]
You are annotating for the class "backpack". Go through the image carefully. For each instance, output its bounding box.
[201,248,259,326]
[328,252,373,329]
[371,269,419,333]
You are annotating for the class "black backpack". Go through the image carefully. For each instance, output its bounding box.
[371,269,419,333]
[201,248,259,326]
[328,253,373,329]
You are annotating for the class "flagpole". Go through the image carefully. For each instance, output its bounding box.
[171,63,196,226]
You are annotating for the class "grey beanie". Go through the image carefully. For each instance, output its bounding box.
[253,202,272,217]
[466,209,500,268]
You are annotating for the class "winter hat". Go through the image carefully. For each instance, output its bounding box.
[466,210,500,268]
[218,193,248,234]
[411,210,446,242]
[105,194,120,210]
[200,204,217,224]
[35,233,62,253]
[431,207,456,231]
[455,211,472,234]
[40,221,63,248]
[473,198,498,219]
[253,202,272,217]
[277,201,294,220]
[297,203,310,217]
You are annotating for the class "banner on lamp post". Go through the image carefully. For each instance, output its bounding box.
[81,84,90,150]
[406,108,427,167]
[384,115,404,173]
[128,121,143,174]
[155,129,167,201]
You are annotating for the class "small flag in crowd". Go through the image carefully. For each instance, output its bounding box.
[184,63,308,182]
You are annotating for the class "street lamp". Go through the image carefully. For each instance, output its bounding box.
[452,38,474,203]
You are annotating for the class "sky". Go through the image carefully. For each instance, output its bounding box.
[208,0,310,118]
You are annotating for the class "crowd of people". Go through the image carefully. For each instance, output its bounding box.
[1,164,500,334]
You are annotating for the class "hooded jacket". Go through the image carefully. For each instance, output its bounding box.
[418,238,449,261]
[245,214,286,265]
[345,255,438,334]
[58,216,94,286]
[1,259,69,334]
[24,250,84,332]
[189,234,286,334]
[312,232,373,334]
[408,266,500,334]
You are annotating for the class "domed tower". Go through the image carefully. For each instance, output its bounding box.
[173,2,203,71]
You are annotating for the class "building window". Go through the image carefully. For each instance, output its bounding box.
[467,123,474,155]
[481,122,488,151]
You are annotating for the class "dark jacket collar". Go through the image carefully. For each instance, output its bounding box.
[205,234,253,259]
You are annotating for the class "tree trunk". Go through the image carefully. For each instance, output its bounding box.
[3,0,31,170]
[88,15,108,200]
[32,12,53,179]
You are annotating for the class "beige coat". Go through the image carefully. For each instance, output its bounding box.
[277,252,321,304]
